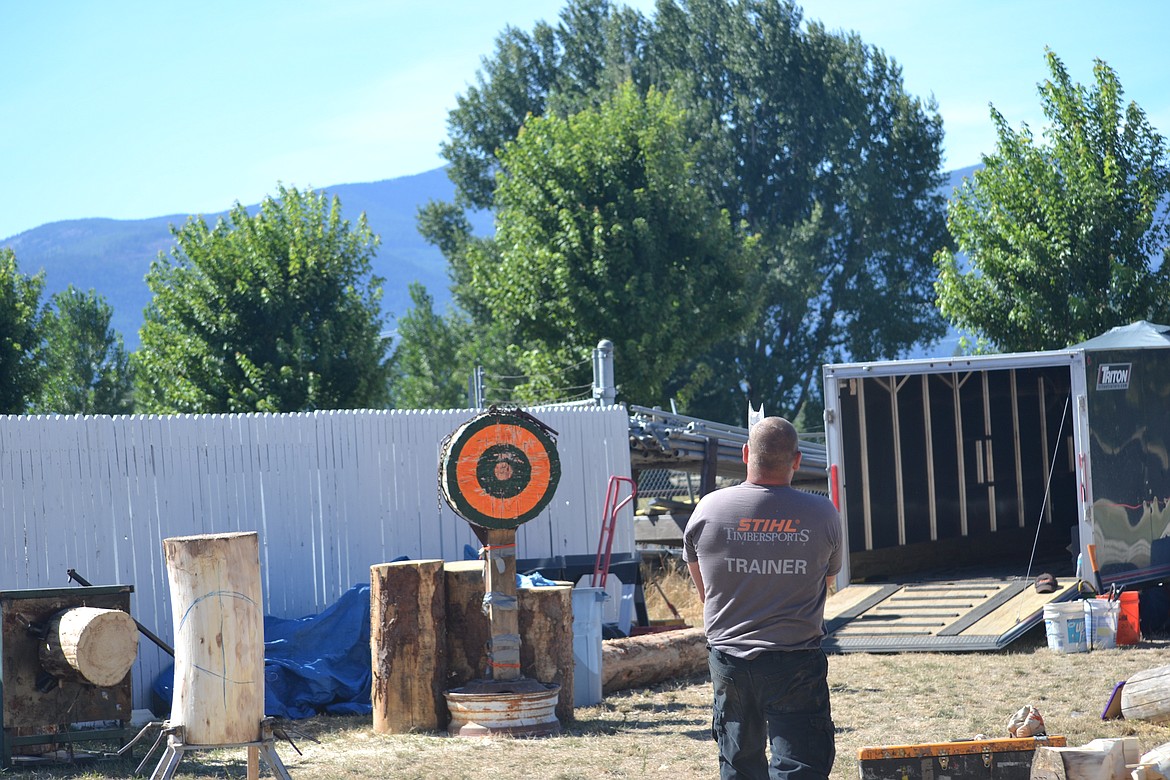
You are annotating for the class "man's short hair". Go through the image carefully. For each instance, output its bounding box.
[748,417,800,472]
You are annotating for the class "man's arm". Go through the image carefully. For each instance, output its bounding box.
[688,560,706,604]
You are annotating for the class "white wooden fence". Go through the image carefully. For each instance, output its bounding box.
[0,406,634,709]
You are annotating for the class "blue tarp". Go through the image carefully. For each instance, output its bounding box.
[153,583,372,720]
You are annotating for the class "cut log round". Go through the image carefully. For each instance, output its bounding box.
[370,559,446,734]
[1122,663,1170,723]
[39,606,138,687]
[164,531,264,746]
[601,627,707,694]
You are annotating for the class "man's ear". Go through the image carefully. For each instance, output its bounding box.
[742,443,750,465]
[793,450,803,469]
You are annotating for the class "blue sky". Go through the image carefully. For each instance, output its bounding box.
[2,1,1168,240]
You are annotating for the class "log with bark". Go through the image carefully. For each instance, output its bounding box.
[601,626,707,694]
[370,559,446,734]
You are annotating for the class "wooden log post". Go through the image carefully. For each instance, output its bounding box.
[482,529,521,682]
[370,559,446,733]
[518,582,573,723]
[444,560,492,683]
[39,606,138,686]
[163,531,264,746]
[601,627,708,694]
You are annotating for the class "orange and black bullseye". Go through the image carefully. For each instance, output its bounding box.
[440,411,561,530]
[476,444,531,499]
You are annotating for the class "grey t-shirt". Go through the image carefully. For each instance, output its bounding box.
[683,482,842,658]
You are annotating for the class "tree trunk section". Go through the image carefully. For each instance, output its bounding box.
[443,560,575,722]
[601,627,707,694]
[163,531,264,746]
[1122,663,1170,723]
[518,582,573,722]
[444,560,491,683]
[370,559,446,733]
[39,606,138,686]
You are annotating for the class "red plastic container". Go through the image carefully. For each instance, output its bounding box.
[1101,591,1140,645]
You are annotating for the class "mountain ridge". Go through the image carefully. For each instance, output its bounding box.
[2,165,977,353]
[1,167,485,348]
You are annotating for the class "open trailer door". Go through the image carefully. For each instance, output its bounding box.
[821,350,1093,652]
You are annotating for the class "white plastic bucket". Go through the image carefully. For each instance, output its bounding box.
[1044,602,1088,653]
[571,586,606,707]
[1085,598,1119,650]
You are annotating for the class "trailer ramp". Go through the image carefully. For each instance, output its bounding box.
[822,573,1080,653]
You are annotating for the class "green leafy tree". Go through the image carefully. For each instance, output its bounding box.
[0,248,47,414]
[464,84,758,404]
[135,185,392,413]
[936,50,1170,352]
[424,0,948,422]
[33,286,134,414]
[650,1,948,421]
[387,283,470,409]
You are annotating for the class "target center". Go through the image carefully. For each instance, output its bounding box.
[476,444,532,499]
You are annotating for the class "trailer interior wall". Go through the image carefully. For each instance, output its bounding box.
[825,354,1083,582]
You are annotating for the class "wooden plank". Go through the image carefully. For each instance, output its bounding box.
[824,584,898,623]
[937,580,1027,635]
[959,578,1079,637]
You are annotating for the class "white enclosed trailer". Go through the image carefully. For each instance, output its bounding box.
[819,321,1170,651]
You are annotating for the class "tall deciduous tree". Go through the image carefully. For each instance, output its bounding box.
[135,185,392,413]
[422,0,948,421]
[936,50,1170,352]
[34,286,134,415]
[654,0,947,420]
[0,248,46,413]
[466,83,757,404]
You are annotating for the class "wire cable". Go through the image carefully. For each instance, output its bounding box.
[1016,392,1071,623]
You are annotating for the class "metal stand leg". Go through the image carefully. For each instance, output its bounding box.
[259,741,293,779]
[148,740,185,780]
[143,721,293,779]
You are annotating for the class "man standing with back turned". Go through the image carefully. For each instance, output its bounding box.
[684,416,842,780]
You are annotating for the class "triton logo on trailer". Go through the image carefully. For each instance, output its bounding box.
[1097,363,1132,390]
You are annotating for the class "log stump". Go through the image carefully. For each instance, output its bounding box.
[163,531,264,746]
[444,560,574,722]
[39,606,138,686]
[370,559,446,733]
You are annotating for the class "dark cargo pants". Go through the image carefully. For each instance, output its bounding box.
[708,646,835,780]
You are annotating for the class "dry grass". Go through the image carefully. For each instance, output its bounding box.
[16,565,1170,779]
